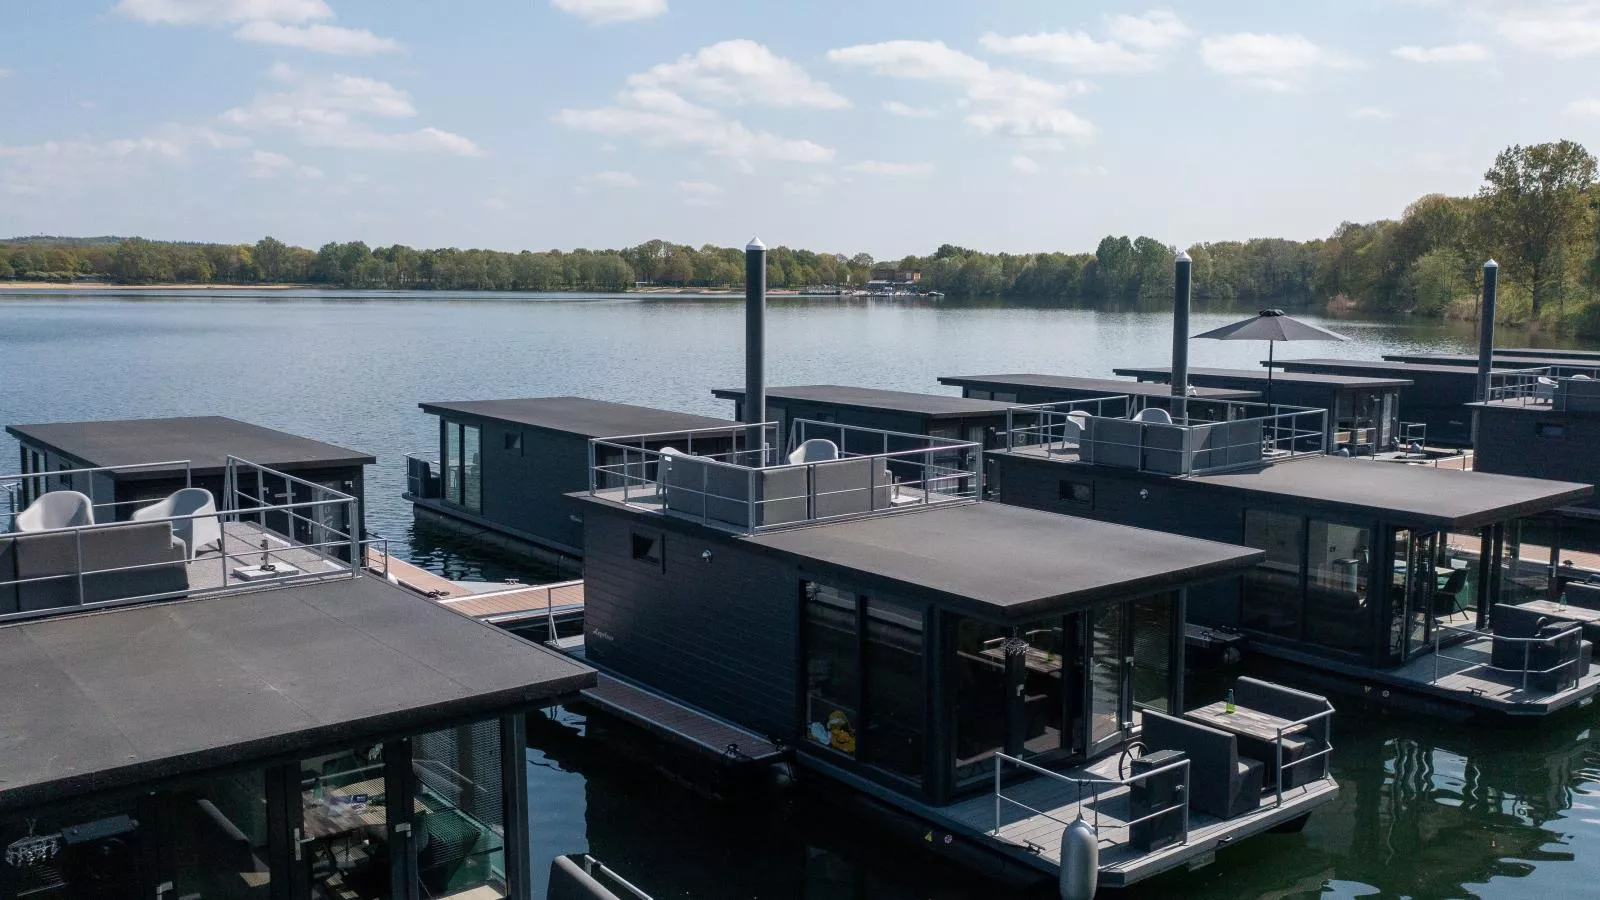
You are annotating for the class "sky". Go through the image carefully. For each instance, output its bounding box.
[3,0,1600,259]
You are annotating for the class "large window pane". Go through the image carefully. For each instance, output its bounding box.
[804,582,860,757]
[1,798,147,900]
[1131,594,1175,713]
[952,617,1008,785]
[414,722,508,898]
[444,421,463,505]
[1437,529,1486,624]
[1090,605,1128,746]
[300,744,392,900]
[1242,510,1305,639]
[1389,529,1412,660]
[170,769,271,899]
[862,598,925,781]
[1503,518,1555,606]
[463,424,483,514]
[1018,619,1066,757]
[1305,521,1372,654]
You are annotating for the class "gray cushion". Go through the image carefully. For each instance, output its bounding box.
[1141,710,1262,819]
[12,521,188,612]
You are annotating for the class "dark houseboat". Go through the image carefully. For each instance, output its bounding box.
[938,373,1257,409]
[986,394,1598,720]
[564,416,1339,893]
[1267,358,1485,448]
[711,384,1018,451]
[1471,365,1600,544]
[406,397,737,570]
[0,428,594,900]
[1112,366,1414,456]
[1384,351,1600,369]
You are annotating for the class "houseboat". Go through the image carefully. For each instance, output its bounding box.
[405,397,737,570]
[938,373,1257,409]
[1267,358,1484,448]
[985,393,1598,720]
[564,416,1339,893]
[7,416,374,535]
[1112,366,1413,456]
[710,384,1019,452]
[1383,351,1600,369]
[0,430,594,900]
[1470,365,1600,545]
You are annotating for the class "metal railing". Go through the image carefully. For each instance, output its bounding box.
[1002,397,1328,476]
[588,419,981,534]
[1432,620,1586,693]
[1486,365,1600,407]
[990,751,1191,858]
[580,855,655,900]
[1269,706,1335,808]
[1397,421,1428,447]
[2,459,195,532]
[404,452,440,499]
[0,457,363,625]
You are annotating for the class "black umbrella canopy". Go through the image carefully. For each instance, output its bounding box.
[1193,309,1351,343]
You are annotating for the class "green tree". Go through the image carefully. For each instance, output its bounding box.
[1479,140,1598,317]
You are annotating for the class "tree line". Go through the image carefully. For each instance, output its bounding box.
[5,139,1600,331]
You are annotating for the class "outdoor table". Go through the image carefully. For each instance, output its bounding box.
[1185,701,1305,743]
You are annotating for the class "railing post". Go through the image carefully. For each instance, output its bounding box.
[1275,726,1284,806]
[347,497,361,576]
[75,528,85,606]
[1523,643,1531,692]
[1180,762,1190,842]
[993,756,1002,835]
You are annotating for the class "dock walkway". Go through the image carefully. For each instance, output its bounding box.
[579,671,784,764]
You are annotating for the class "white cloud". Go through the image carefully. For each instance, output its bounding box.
[551,0,665,24]
[846,160,934,176]
[1070,164,1109,177]
[981,9,1189,73]
[0,124,244,195]
[676,179,722,206]
[116,0,400,56]
[627,40,848,109]
[1391,42,1490,63]
[1493,2,1600,57]
[781,173,834,197]
[233,20,400,54]
[244,148,321,178]
[1010,155,1041,175]
[223,65,481,155]
[114,0,331,24]
[584,169,642,187]
[1200,33,1357,91]
[882,100,936,118]
[1564,97,1600,116]
[554,87,834,165]
[1351,106,1395,120]
[828,40,1095,140]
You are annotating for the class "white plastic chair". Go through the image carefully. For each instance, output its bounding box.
[1134,407,1174,425]
[1573,374,1593,381]
[788,439,840,465]
[133,487,220,559]
[14,490,94,531]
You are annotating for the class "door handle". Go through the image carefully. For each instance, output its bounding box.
[293,826,316,861]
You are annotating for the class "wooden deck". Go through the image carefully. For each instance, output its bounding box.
[1389,636,1600,714]
[579,671,784,764]
[364,546,471,598]
[437,580,585,624]
[942,754,1336,887]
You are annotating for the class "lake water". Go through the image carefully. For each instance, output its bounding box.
[3,289,1598,899]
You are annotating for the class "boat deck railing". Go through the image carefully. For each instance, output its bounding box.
[990,751,1191,856]
[0,456,364,625]
[1487,365,1600,408]
[1002,396,1327,476]
[588,419,981,535]
[404,452,441,500]
[1432,620,1587,692]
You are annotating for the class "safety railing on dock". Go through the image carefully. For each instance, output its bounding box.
[1002,397,1327,476]
[3,459,196,532]
[990,752,1191,855]
[1432,620,1586,693]
[0,456,363,625]
[1269,706,1335,808]
[588,419,980,534]
[404,452,441,499]
[1486,365,1600,409]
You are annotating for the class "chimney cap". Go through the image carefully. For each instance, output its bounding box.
[1176,249,1191,263]
[1484,258,1499,269]
[746,237,766,251]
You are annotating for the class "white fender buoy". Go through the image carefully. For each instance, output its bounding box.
[1060,816,1099,900]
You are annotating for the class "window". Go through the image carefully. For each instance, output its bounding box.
[862,598,925,782]
[1058,480,1093,506]
[994,392,1018,403]
[1241,509,1305,639]
[804,582,860,757]
[1305,520,1371,653]
[967,389,993,400]
[442,420,483,513]
[1538,423,1566,438]
[631,532,663,568]
[504,431,523,453]
[57,461,74,490]
[951,617,1008,785]
[1130,594,1175,713]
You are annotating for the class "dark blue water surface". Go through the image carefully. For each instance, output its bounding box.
[5,289,1599,899]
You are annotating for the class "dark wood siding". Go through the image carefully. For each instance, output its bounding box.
[1473,407,1600,510]
[582,505,800,738]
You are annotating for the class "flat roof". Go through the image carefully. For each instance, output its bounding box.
[1113,365,1412,389]
[747,502,1264,622]
[1191,456,1591,528]
[1383,352,1599,369]
[6,416,374,478]
[711,385,1018,418]
[1270,358,1484,377]
[1497,347,1600,360]
[936,373,1258,400]
[0,576,594,813]
[419,397,736,438]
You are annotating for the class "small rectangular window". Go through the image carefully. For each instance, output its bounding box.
[967,389,992,401]
[994,392,1018,403]
[631,532,663,568]
[1059,480,1093,505]
[1538,423,1566,438]
[504,431,523,453]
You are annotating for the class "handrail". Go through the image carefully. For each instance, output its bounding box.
[2,459,195,530]
[1270,706,1334,808]
[581,855,655,900]
[990,751,1190,857]
[1432,620,1586,692]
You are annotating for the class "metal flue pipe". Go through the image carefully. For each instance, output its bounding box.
[1476,259,1499,403]
[1171,249,1193,422]
[744,237,768,458]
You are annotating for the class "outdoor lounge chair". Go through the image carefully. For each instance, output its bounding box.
[1140,710,1263,819]
[788,439,840,464]
[14,490,94,532]
[1229,677,1331,787]
[133,487,221,559]
[1134,407,1174,424]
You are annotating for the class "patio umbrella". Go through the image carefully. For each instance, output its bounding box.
[1193,309,1350,407]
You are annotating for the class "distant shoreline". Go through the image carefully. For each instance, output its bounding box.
[0,282,808,295]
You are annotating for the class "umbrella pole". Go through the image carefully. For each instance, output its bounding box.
[1266,341,1275,410]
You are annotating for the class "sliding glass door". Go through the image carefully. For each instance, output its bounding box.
[440,420,483,514]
